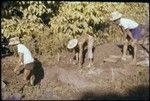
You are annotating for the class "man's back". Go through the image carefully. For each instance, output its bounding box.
[78,34,89,47]
[17,44,34,65]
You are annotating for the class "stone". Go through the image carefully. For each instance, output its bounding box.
[1,81,6,89]
[137,58,149,67]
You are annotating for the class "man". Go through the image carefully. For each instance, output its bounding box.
[110,11,145,65]
[9,37,35,85]
[67,32,94,68]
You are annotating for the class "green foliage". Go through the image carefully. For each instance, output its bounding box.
[1,1,148,56]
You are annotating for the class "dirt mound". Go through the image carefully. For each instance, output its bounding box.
[1,43,149,100]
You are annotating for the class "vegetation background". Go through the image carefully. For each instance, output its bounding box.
[1,1,149,57]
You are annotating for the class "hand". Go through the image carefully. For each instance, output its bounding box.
[14,68,18,73]
[14,64,20,73]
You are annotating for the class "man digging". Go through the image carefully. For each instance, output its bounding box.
[9,37,35,86]
[110,11,146,65]
[67,32,94,68]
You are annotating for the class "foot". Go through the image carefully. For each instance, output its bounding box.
[86,64,91,68]
[86,63,94,68]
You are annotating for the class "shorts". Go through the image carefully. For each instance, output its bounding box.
[87,47,93,59]
[130,26,142,40]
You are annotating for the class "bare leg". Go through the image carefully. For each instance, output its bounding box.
[130,40,138,65]
[87,36,94,67]
[23,69,31,81]
[30,72,35,86]
[121,39,128,60]
[75,52,79,64]
[79,45,83,68]
[87,48,93,67]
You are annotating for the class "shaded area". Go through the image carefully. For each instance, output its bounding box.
[89,20,110,34]
[32,58,44,85]
[1,34,14,58]
[117,44,134,56]
[1,46,13,58]
[40,1,62,25]
[80,85,149,100]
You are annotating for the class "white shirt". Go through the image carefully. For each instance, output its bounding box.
[17,44,34,65]
[119,18,139,29]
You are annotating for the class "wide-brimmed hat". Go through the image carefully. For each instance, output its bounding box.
[9,37,20,45]
[110,11,122,21]
[67,39,78,49]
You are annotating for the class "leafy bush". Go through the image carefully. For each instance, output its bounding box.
[1,2,148,56]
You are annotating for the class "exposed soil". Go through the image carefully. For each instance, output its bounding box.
[1,43,149,100]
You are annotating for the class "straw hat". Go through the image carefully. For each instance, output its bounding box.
[9,37,20,45]
[67,39,78,49]
[110,11,122,21]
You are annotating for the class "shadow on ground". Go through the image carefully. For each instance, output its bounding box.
[33,58,44,85]
[117,44,134,56]
[80,85,149,100]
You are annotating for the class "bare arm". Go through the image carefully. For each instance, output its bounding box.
[14,52,23,73]
[120,26,134,40]
[18,52,24,66]
[78,44,83,67]
[125,29,134,40]
[119,26,127,39]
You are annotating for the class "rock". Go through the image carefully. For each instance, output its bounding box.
[1,81,6,89]
[30,75,35,86]
[57,68,93,88]
[137,58,149,67]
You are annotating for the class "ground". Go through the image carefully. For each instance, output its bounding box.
[1,43,149,100]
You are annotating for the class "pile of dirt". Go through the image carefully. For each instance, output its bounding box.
[1,43,149,100]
